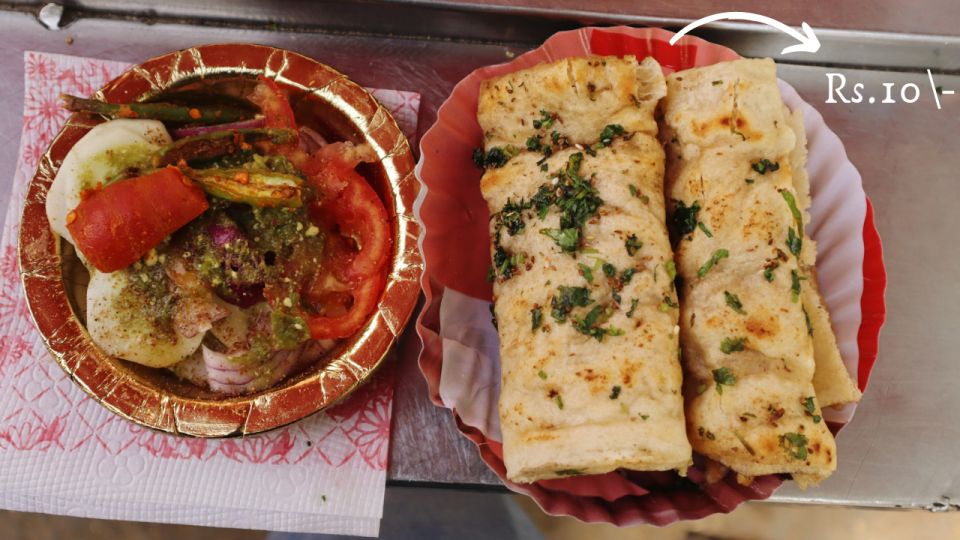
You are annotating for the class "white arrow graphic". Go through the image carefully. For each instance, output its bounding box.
[670,11,821,55]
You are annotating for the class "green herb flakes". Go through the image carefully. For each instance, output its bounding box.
[751,159,780,175]
[665,260,677,281]
[698,249,730,278]
[578,263,594,283]
[625,234,643,256]
[720,336,747,354]
[533,110,556,130]
[531,307,543,331]
[538,369,548,380]
[659,296,678,312]
[598,124,626,146]
[745,178,755,184]
[698,221,713,238]
[555,468,581,476]
[779,432,809,460]
[555,394,564,410]
[712,80,723,86]
[712,367,737,394]
[525,135,542,152]
[786,227,802,257]
[610,386,622,400]
[803,307,813,336]
[602,262,616,278]
[626,298,639,318]
[779,189,804,236]
[763,261,778,282]
[803,396,822,423]
[551,286,592,322]
[791,269,805,303]
[671,200,701,237]
[724,291,745,314]
[541,228,580,252]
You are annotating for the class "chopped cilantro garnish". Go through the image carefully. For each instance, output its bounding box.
[551,286,591,322]
[803,396,822,423]
[665,260,677,281]
[626,298,639,318]
[541,228,579,252]
[712,367,737,394]
[779,189,803,237]
[659,296,678,312]
[551,130,561,146]
[779,432,808,460]
[786,227,802,257]
[763,261,778,282]
[745,178,755,184]
[533,110,556,130]
[751,159,780,175]
[538,369,548,380]
[671,200,701,238]
[628,184,638,197]
[578,263,594,283]
[803,307,813,336]
[609,386,621,399]
[531,307,543,331]
[720,336,746,354]
[698,248,730,278]
[491,245,525,280]
[476,146,518,169]
[598,124,626,146]
[555,394,564,409]
[620,267,636,284]
[625,234,643,256]
[531,184,555,219]
[602,262,616,278]
[697,221,713,238]
[724,291,745,314]
[712,80,723,86]
[572,304,622,341]
[499,198,528,236]
[791,269,804,302]
[525,135,542,151]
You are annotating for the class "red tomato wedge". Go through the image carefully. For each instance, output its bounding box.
[306,144,392,284]
[66,166,209,272]
[306,273,384,340]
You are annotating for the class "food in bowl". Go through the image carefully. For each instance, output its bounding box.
[46,76,392,395]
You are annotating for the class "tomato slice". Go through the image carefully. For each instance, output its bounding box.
[306,144,392,284]
[305,273,383,339]
[66,166,209,272]
[248,76,298,130]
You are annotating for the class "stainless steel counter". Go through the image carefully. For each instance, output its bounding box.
[1,0,957,510]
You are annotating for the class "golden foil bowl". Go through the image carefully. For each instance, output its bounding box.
[18,44,421,437]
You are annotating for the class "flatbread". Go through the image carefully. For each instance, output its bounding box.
[479,56,691,483]
[479,56,665,148]
[662,58,843,486]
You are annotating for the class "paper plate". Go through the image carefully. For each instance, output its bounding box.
[19,44,422,437]
[414,26,886,525]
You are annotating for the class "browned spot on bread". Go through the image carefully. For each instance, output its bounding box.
[746,313,780,338]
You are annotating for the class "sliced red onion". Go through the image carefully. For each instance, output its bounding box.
[171,116,266,139]
[299,126,328,154]
[208,221,246,249]
[206,218,266,308]
[199,339,337,395]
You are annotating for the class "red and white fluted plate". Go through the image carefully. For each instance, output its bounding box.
[414,26,886,525]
